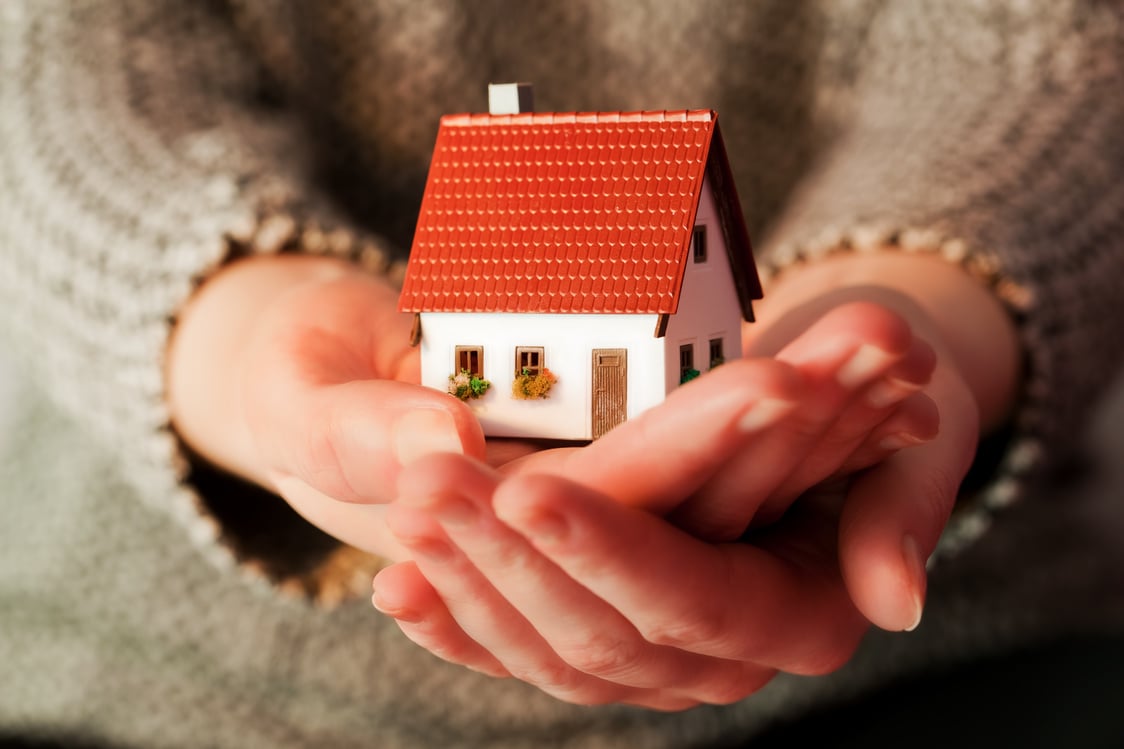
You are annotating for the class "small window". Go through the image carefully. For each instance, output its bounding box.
[515,346,544,376]
[709,337,724,369]
[455,345,483,376]
[692,225,707,263]
[679,343,697,383]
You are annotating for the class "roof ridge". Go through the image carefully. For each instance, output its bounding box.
[440,109,715,127]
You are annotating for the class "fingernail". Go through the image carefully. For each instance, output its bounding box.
[394,409,464,466]
[371,591,423,623]
[837,345,898,388]
[865,377,923,408]
[737,398,798,433]
[878,432,929,451]
[901,535,928,632]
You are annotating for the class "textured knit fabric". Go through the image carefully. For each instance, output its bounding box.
[1,1,1123,747]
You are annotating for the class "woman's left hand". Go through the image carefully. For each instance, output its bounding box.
[373,452,869,710]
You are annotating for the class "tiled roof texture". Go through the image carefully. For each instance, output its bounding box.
[399,109,754,314]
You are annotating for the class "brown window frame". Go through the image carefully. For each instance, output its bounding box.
[679,343,695,380]
[709,337,724,369]
[692,225,707,263]
[515,346,545,376]
[455,345,484,376]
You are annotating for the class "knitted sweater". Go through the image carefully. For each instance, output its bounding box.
[1,1,1123,747]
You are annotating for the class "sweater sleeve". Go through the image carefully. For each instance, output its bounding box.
[0,1,399,594]
[757,1,1124,556]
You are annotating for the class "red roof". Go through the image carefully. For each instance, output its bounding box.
[398,109,761,317]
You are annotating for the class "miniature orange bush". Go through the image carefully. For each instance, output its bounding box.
[511,368,558,400]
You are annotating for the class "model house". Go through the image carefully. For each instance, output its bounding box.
[398,84,762,440]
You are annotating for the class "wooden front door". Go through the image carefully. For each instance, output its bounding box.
[591,348,627,439]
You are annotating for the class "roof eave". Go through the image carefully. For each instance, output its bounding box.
[706,120,763,322]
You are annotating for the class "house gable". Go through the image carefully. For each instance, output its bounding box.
[662,177,745,391]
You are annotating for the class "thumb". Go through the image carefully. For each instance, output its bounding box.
[837,373,978,631]
[252,377,486,505]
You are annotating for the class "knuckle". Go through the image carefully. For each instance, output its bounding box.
[297,399,381,503]
[559,633,644,679]
[818,426,862,452]
[292,406,347,488]
[479,534,534,572]
[511,660,582,697]
[693,666,776,705]
[924,462,961,499]
[788,624,865,677]
[397,625,482,672]
[916,463,961,526]
[428,641,478,668]
[304,411,338,469]
[793,644,856,676]
[641,611,727,651]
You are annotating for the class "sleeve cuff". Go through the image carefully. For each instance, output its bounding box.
[160,210,409,607]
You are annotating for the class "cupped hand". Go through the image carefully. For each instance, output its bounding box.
[739,286,982,631]
[372,453,867,709]
[371,351,975,708]
[369,296,978,704]
[225,259,487,555]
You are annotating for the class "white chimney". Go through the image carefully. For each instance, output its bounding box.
[488,83,534,115]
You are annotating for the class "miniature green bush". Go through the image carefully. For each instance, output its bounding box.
[512,368,558,400]
[680,368,701,384]
[448,369,491,400]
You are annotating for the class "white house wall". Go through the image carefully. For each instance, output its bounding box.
[663,177,746,392]
[419,312,665,440]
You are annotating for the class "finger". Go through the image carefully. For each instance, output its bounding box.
[372,562,511,678]
[252,379,486,504]
[829,391,940,478]
[503,358,803,515]
[271,477,409,557]
[838,370,979,632]
[384,501,633,706]
[765,301,929,479]
[241,274,487,504]
[483,437,552,467]
[764,334,937,502]
[493,473,867,675]
[775,300,912,364]
[387,501,700,710]
[862,336,937,410]
[399,454,775,703]
[752,384,940,527]
[669,303,928,538]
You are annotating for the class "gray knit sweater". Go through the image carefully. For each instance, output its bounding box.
[2,1,1124,747]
